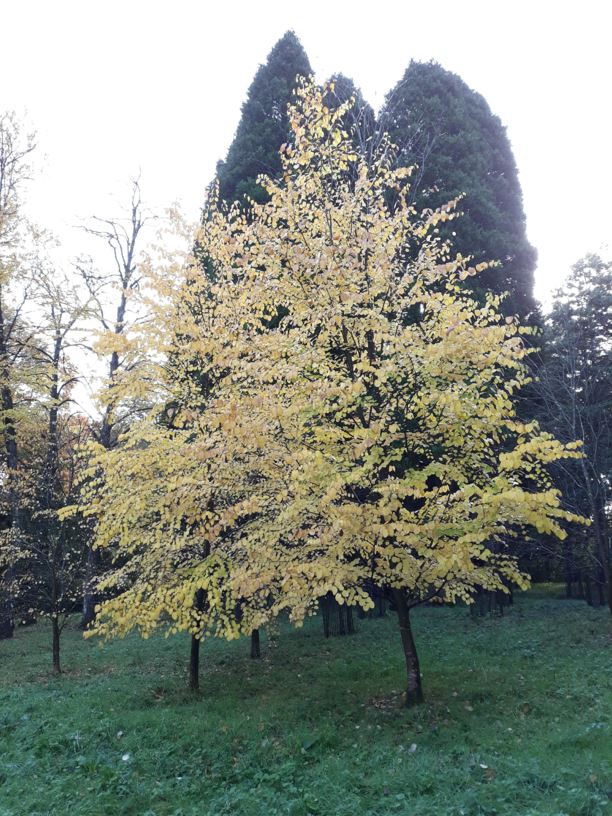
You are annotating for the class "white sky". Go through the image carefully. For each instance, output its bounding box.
[3,0,611,308]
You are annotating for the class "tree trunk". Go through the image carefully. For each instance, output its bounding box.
[188,588,205,691]
[393,589,424,707]
[52,617,61,674]
[320,593,356,636]
[321,595,331,637]
[81,546,99,629]
[579,457,612,614]
[250,628,261,659]
[564,540,573,598]
[584,574,594,606]
[338,603,346,635]
[0,303,20,641]
[0,608,13,639]
[189,634,201,691]
[346,605,355,634]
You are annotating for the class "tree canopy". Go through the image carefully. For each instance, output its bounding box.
[82,81,582,703]
[381,60,537,321]
[536,255,612,610]
[216,30,312,207]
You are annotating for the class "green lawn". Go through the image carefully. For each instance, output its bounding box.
[0,589,610,816]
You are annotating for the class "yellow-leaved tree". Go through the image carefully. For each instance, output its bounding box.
[81,79,584,704]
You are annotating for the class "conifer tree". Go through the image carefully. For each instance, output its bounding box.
[381,61,537,321]
[324,74,376,158]
[216,30,312,207]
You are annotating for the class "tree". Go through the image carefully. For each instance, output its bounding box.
[0,112,36,639]
[11,410,92,673]
[83,81,583,706]
[216,30,312,207]
[380,61,537,322]
[77,180,154,628]
[536,255,612,611]
[324,74,376,161]
[27,264,92,671]
[0,244,94,670]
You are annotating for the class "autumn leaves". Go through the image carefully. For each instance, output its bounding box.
[81,81,583,702]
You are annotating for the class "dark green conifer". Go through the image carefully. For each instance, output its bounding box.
[216,31,312,207]
[324,73,376,153]
[381,61,537,320]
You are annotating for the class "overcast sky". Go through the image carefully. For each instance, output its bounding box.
[3,0,611,307]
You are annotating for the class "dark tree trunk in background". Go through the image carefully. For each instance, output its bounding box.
[376,593,387,617]
[596,567,606,607]
[320,593,356,636]
[344,605,355,634]
[81,547,99,629]
[250,628,261,659]
[393,589,424,707]
[471,587,511,617]
[358,583,387,618]
[188,589,205,691]
[52,617,61,674]
[584,575,594,606]
[564,540,574,598]
[0,377,20,641]
[0,608,13,639]
[189,635,201,691]
[321,596,331,637]
[579,458,612,614]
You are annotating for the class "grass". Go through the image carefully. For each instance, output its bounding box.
[0,588,610,816]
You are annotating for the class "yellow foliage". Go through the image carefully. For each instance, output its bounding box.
[81,79,586,645]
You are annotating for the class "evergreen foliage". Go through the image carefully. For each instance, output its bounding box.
[537,255,612,609]
[324,73,376,158]
[216,31,312,207]
[381,61,537,320]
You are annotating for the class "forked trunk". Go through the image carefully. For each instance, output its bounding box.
[393,589,424,707]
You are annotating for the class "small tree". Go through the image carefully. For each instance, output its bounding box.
[15,411,91,673]
[0,255,93,671]
[30,265,92,671]
[83,81,583,705]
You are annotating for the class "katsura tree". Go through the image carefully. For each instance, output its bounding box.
[82,80,583,706]
[75,215,249,690]
[205,82,584,705]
